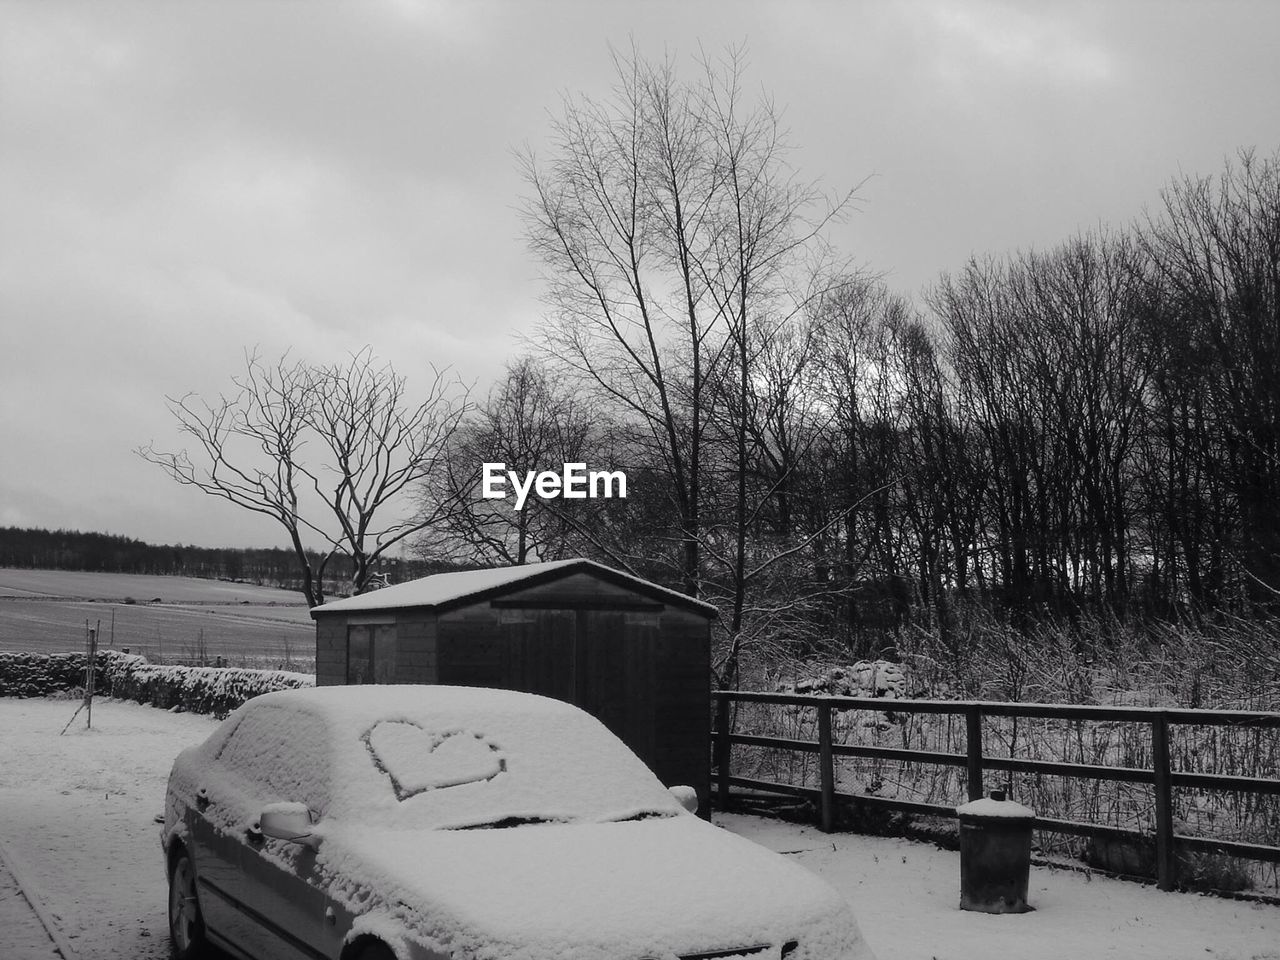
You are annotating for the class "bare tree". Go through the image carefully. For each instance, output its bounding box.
[139,348,470,606]
[806,278,914,650]
[422,358,594,566]
[521,47,723,598]
[1140,149,1280,604]
[522,43,855,690]
[522,45,850,599]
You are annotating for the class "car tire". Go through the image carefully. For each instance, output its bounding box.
[168,849,209,959]
[353,940,397,960]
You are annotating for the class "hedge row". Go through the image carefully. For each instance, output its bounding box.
[0,650,314,717]
[0,651,109,699]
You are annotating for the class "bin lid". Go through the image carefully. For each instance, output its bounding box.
[956,796,1035,819]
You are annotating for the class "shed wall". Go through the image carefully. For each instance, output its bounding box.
[432,599,709,811]
[315,618,345,687]
[393,614,438,683]
[316,612,439,686]
[487,570,666,609]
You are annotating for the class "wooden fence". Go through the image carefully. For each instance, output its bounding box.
[711,690,1280,891]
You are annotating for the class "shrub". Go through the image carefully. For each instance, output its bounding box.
[103,651,312,717]
[0,650,313,718]
[0,651,108,698]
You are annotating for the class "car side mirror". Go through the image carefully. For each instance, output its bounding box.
[258,801,318,847]
[668,785,699,814]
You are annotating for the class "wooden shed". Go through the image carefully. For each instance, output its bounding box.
[311,559,718,812]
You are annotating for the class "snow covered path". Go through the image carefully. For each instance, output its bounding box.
[0,855,61,960]
[0,696,1277,960]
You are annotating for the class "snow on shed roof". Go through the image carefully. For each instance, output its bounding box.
[310,558,718,618]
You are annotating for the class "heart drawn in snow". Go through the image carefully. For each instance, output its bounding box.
[364,721,506,801]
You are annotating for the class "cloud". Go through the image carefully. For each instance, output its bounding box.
[1,0,1277,551]
[925,1,1114,88]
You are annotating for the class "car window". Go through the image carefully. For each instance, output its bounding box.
[216,704,331,813]
[203,714,243,759]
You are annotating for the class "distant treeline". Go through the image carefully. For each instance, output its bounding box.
[0,526,444,596]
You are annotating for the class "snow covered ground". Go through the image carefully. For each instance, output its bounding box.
[0,696,1277,960]
[0,698,218,960]
[726,815,1280,960]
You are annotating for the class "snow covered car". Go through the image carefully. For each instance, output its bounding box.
[161,685,873,960]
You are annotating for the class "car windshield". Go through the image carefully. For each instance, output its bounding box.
[601,809,675,822]
[447,815,565,830]
[319,691,685,831]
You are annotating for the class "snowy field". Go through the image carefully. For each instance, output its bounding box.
[0,697,1277,960]
[0,569,312,660]
[0,570,306,605]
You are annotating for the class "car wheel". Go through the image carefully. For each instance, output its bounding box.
[353,939,397,960]
[168,849,208,959]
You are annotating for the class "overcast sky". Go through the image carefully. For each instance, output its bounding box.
[2,0,1278,552]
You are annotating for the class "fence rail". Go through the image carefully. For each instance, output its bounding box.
[711,690,1280,891]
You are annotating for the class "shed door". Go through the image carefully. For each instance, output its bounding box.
[491,608,658,762]
[500,609,576,702]
[574,610,657,762]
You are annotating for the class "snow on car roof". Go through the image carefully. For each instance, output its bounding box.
[214,685,685,830]
[254,682,582,722]
[308,558,718,616]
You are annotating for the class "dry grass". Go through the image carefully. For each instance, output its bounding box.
[728,610,1280,894]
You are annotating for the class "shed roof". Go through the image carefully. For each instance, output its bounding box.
[310,558,718,618]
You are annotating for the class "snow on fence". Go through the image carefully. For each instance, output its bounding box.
[0,650,313,717]
[712,690,1280,893]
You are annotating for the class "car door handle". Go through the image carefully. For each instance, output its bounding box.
[195,788,211,811]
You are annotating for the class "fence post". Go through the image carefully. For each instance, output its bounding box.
[85,626,97,730]
[818,701,836,832]
[714,691,732,813]
[965,703,984,801]
[1152,714,1176,891]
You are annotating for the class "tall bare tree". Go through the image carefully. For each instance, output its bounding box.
[1140,149,1280,604]
[522,44,854,686]
[522,44,848,591]
[422,358,595,566]
[139,348,469,606]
